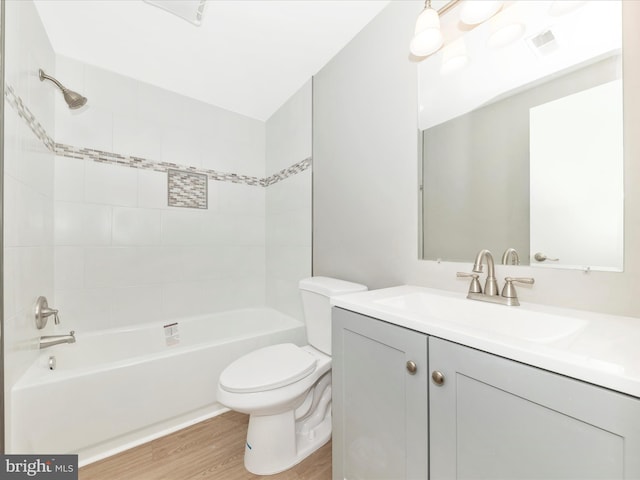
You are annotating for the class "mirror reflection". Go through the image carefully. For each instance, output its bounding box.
[418,0,623,271]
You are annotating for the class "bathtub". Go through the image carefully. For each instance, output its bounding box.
[11,307,306,465]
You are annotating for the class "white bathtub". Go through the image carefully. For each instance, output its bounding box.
[11,307,306,465]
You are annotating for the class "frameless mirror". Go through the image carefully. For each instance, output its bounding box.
[418,0,623,271]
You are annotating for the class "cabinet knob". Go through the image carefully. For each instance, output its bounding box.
[431,371,445,385]
[406,360,417,375]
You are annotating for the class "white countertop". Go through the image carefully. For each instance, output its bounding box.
[331,285,640,398]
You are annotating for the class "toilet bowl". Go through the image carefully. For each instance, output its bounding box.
[216,276,367,475]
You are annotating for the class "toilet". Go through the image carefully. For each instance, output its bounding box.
[216,276,367,475]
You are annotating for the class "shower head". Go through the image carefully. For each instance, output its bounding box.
[39,69,87,109]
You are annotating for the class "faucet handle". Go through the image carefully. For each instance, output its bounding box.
[501,277,535,299]
[456,272,482,294]
[34,296,60,329]
[508,277,535,284]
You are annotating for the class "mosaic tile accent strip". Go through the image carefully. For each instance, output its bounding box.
[5,83,312,188]
[4,85,56,151]
[168,169,208,209]
[263,157,312,187]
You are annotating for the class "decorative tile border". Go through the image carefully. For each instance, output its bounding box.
[4,83,312,188]
[168,169,208,209]
[263,158,312,187]
[4,84,55,151]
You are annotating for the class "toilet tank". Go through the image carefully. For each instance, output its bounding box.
[299,277,368,355]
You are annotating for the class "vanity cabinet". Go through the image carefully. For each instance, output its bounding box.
[429,336,640,480]
[332,307,428,480]
[333,307,640,480]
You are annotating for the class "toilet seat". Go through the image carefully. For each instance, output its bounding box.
[219,343,317,393]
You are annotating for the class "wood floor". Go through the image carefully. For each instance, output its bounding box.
[79,411,332,480]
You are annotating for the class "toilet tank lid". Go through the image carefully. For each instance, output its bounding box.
[299,276,367,297]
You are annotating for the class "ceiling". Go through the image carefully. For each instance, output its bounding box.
[34,0,393,121]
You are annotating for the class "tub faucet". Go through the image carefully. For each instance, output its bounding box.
[40,331,75,349]
[472,249,499,296]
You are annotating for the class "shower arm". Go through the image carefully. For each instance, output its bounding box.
[39,69,67,92]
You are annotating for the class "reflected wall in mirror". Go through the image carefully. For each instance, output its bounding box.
[418,0,623,271]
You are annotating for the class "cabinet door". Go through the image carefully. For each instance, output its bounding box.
[429,336,640,480]
[332,308,428,480]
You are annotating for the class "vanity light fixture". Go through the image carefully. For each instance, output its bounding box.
[410,0,504,58]
[410,0,444,57]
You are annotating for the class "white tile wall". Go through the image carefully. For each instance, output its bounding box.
[112,115,163,161]
[138,170,168,209]
[53,58,271,332]
[3,0,56,452]
[54,156,84,202]
[110,285,164,328]
[112,208,162,246]
[54,202,112,246]
[85,161,138,207]
[56,105,114,152]
[161,126,203,168]
[54,247,85,291]
[265,81,313,320]
[215,181,266,215]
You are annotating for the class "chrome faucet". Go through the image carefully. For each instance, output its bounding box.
[40,331,75,349]
[501,248,520,265]
[472,249,499,296]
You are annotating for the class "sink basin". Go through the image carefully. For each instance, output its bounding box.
[374,292,586,343]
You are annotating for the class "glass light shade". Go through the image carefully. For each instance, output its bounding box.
[410,7,444,56]
[486,5,525,49]
[487,22,524,48]
[459,0,502,25]
[548,0,587,16]
[440,37,469,74]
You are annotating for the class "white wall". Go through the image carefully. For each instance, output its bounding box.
[313,1,640,319]
[3,0,56,448]
[313,1,420,290]
[265,81,312,320]
[53,57,268,332]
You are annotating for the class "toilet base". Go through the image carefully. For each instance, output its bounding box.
[243,375,332,475]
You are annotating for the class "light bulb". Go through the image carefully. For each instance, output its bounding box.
[410,6,444,56]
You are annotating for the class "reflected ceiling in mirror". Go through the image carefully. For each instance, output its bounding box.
[417,0,623,271]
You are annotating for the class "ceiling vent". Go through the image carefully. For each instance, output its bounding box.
[527,29,559,56]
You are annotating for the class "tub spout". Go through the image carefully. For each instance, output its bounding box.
[40,331,76,349]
